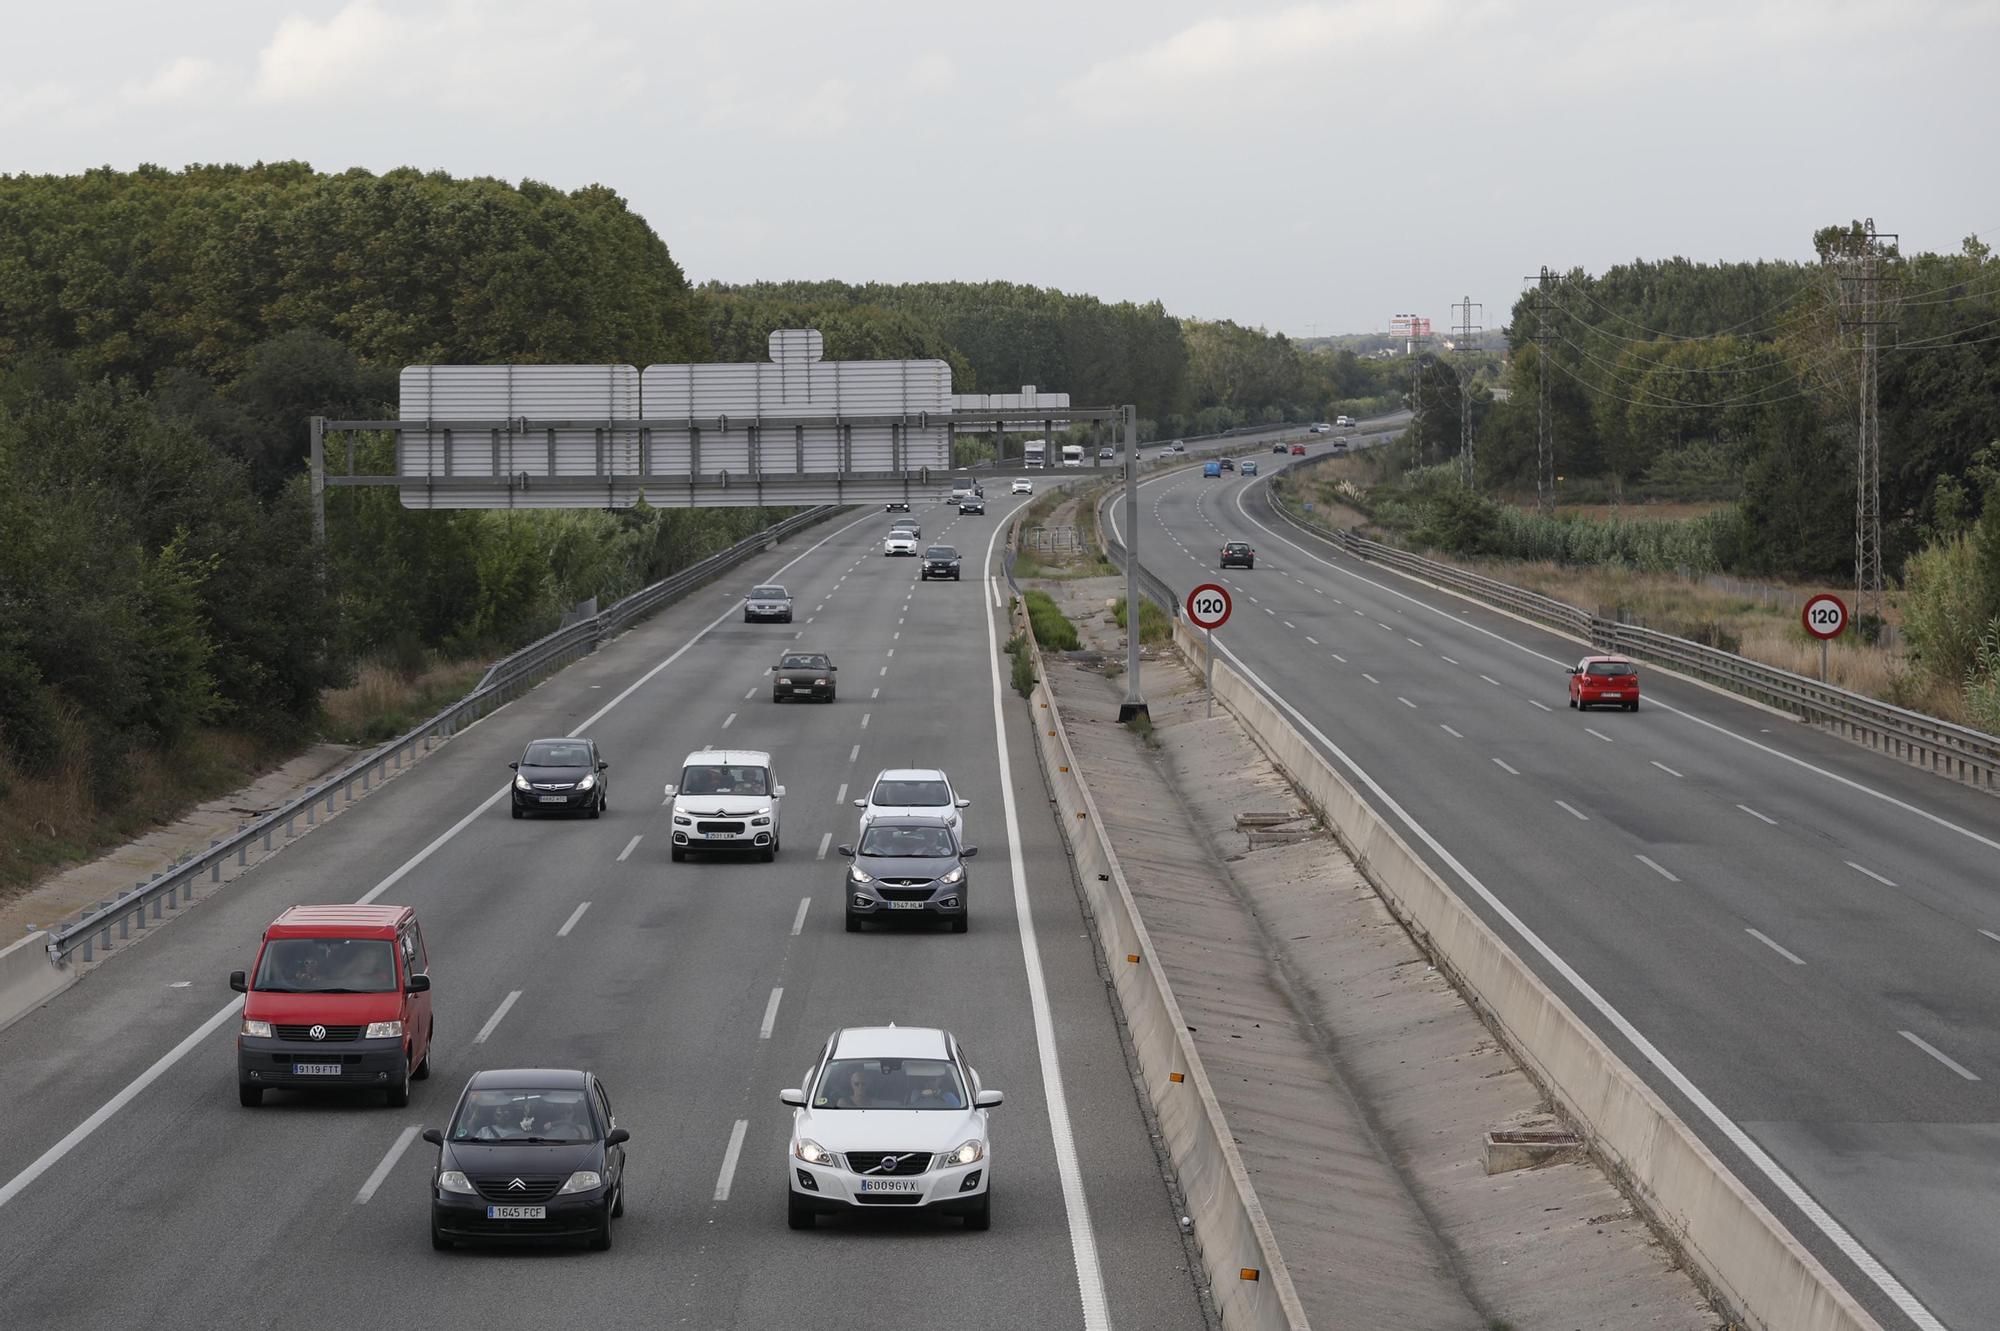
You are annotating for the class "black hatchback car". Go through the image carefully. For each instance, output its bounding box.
[424,1068,629,1251]
[773,651,837,702]
[922,546,962,580]
[510,738,608,819]
[838,816,977,933]
[1220,541,1255,569]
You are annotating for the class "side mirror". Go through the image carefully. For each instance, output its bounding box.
[961,846,978,858]
[853,798,867,808]
[663,784,677,797]
[606,1127,631,1147]
[228,970,248,993]
[508,761,519,770]
[830,665,838,671]
[1565,666,1579,675]
[974,1090,1004,1109]
[407,974,432,994]
[779,1088,806,1107]
[955,798,972,809]
[598,761,609,770]
[421,1128,444,1146]
[773,784,786,798]
[837,845,855,857]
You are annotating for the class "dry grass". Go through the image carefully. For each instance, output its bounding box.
[321,657,489,745]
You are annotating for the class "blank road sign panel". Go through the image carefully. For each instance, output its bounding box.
[397,364,641,508]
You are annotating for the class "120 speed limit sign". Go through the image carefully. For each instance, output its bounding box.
[1187,583,1233,630]
[1802,592,1848,641]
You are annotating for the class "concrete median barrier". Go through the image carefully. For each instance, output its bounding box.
[1173,618,1882,1331]
[0,933,72,1034]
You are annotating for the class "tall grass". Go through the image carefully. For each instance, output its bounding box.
[320,657,490,745]
[1112,597,1172,645]
[1022,589,1080,651]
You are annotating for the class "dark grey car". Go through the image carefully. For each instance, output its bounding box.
[510,738,608,819]
[837,817,976,933]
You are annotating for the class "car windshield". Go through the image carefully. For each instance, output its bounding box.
[449,1087,596,1143]
[859,825,956,858]
[681,764,770,796]
[253,937,398,993]
[524,740,590,767]
[1225,543,1249,553]
[925,547,958,560]
[873,779,949,806]
[780,654,829,670]
[1586,661,1634,677]
[751,586,786,600]
[814,1057,967,1110]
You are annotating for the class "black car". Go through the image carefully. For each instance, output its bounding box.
[1271,442,1287,454]
[773,651,837,702]
[1220,541,1255,569]
[885,500,912,512]
[921,545,962,581]
[424,1068,629,1251]
[1219,458,1235,472]
[839,817,977,933]
[958,494,986,514]
[510,738,608,819]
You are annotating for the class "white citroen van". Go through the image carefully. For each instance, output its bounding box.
[665,749,785,862]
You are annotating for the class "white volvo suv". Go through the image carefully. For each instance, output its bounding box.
[664,749,785,862]
[783,1026,1000,1230]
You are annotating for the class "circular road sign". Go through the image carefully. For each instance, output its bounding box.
[1802,592,1849,641]
[1187,583,1233,631]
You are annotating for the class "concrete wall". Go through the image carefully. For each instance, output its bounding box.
[0,932,72,1034]
[1173,619,1882,1331]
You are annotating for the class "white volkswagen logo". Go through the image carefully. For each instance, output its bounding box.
[308,1025,327,1041]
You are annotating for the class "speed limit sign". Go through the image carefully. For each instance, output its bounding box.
[1802,593,1848,641]
[1187,583,1232,630]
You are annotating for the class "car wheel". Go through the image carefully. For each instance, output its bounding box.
[1629,699,1640,712]
[760,843,776,863]
[826,689,836,702]
[431,1222,452,1251]
[963,1187,991,1231]
[788,1191,818,1230]
[386,1062,411,1109]
[845,912,861,933]
[671,845,685,863]
[511,805,524,819]
[743,612,752,622]
[238,1084,262,1108]
[588,798,601,820]
[1568,696,1577,709]
[612,1185,625,1219]
[413,1029,433,1080]
[589,1211,613,1251]
[951,912,968,935]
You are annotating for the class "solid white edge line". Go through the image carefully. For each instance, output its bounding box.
[713,1118,749,1201]
[791,896,811,936]
[1899,1030,1981,1082]
[982,497,1111,1329]
[616,835,642,862]
[1847,860,1898,887]
[355,1125,422,1204]
[556,901,592,937]
[474,990,523,1044]
[758,987,784,1040]
[1745,929,1806,966]
[1197,632,1944,1329]
[1635,855,1681,883]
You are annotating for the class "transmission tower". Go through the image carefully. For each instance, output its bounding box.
[1451,296,1483,486]
[1829,220,1899,621]
[1408,324,1432,463]
[1525,268,1558,514]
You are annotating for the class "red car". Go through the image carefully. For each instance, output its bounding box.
[1289,443,1307,455]
[1567,656,1640,711]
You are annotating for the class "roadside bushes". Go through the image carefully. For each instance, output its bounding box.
[1023,589,1080,651]
[1112,596,1172,644]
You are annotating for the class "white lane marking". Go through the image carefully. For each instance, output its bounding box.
[355,1126,422,1205]
[880,666,888,676]
[1555,800,1590,821]
[1634,855,1680,883]
[1305,636,1319,645]
[1330,653,1347,664]
[1407,637,1423,647]
[617,835,642,862]
[744,688,756,700]
[815,604,824,613]
[805,617,815,625]
[893,631,900,640]
[816,832,832,861]
[1361,673,1379,684]
[557,902,592,937]
[1584,727,1613,743]
[1397,696,1417,709]
[836,783,848,804]
[1651,761,1684,778]
[1746,929,1805,965]
[848,744,860,763]
[871,687,880,700]
[1377,621,1391,631]
[1737,804,1777,826]
[1188,630,1946,1331]
[1441,656,1459,665]
[1848,861,1897,887]
[861,713,871,729]
[1492,758,1520,774]
[474,990,523,1044]
[886,648,895,658]
[1900,1030,1980,1082]
[1529,700,1553,712]
[713,1119,750,1201]
[1481,674,1502,686]
[791,896,811,936]
[759,987,784,1040]
[1981,929,2000,944]
[1440,724,1463,738]
[1264,607,1275,616]
[722,712,737,729]
[1282,620,1294,628]
[980,495,1111,1329]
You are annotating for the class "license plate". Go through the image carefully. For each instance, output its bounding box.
[293,1063,341,1076]
[1600,691,1625,698]
[485,1205,546,1220]
[794,688,813,694]
[539,795,567,803]
[858,1179,920,1193]
[887,900,929,911]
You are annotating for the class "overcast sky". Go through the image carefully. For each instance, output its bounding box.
[5,0,1998,337]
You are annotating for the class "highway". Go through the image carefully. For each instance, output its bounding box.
[0,498,1206,1330]
[1107,448,2000,1331]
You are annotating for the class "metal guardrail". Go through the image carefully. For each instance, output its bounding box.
[44,505,841,967]
[1263,479,2000,792]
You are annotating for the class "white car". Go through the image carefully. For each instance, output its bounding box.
[1309,423,1329,434]
[855,769,969,839]
[1010,479,1033,495]
[1336,414,1355,428]
[783,1026,1001,1230]
[664,748,785,862]
[884,533,918,556]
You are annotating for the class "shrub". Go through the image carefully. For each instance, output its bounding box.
[1023,589,1080,651]
[1903,535,1985,680]
[1111,597,1172,644]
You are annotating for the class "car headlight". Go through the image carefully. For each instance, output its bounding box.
[240,1019,272,1038]
[514,774,531,791]
[577,773,595,791]
[813,678,827,686]
[794,1139,835,1166]
[939,866,964,886]
[364,1020,403,1039]
[849,866,874,884]
[944,1139,985,1166]
[674,815,692,826]
[777,677,793,686]
[557,1170,604,1194]
[751,815,771,826]
[438,1170,477,1195]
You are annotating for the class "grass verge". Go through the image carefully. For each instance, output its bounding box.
[320,656,490,745]
[1022,589,1081,651]
[1112,596,1172,645]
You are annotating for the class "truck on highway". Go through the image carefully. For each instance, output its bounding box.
[1060,442,1084,467]
[1022,439,1046,468]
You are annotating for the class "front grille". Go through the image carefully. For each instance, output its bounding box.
[269,1052,361,1065]
[274,1025,363,1042]
[471,1175,566,1203]
[697,820,745,834]
[853,1193,925,1205]
[877,886,935,901]
[846,1151,933,1176]
[531,782,575,791]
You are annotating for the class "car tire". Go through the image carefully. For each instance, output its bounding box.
[238,1084,262,1108]
[788,1191,817,1230]
[588,798,602,820]
[951,912,969,935]
[1568,696,1577,709]
[431,1223,452,1252]
[385,1063,411,1109]
[827,689,835,703]
[511,805,524,819]
[589,1212,613,1251]
[1629,699,1640,712]
[671,845,685,863]
[963,1187,991,1231]
[413,1029,432,1080]
[760,844,776,863]
[743,612,752,622]
[845,912,861,933]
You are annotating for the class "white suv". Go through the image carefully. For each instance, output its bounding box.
[783,1026,1001,1230]
[855,769,969,839]
[665,749,785,862]
[1010,478,1033,495]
